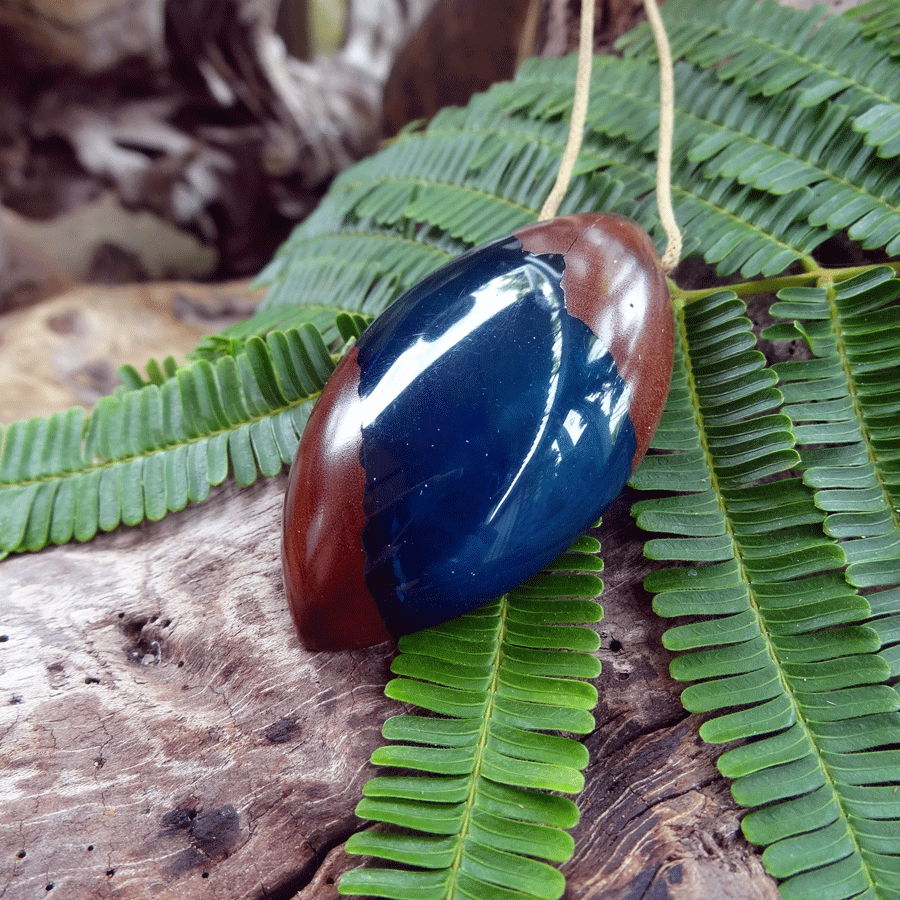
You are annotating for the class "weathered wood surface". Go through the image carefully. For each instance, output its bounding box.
[0,278,261,421]
[1,475,396,898]
[0,472,779,898]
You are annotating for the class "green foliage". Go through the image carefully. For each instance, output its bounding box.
[618,0,900,137]
[0,326,333,553]
[630,280,900,900]
[339,537,602,900]
[766,270,900,597]
[849,0,900,58]
[2,1,900,897]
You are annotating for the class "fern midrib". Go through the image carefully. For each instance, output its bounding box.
[675,263,900,305]
[669,172,816,265]
[643,66,899,228]
[821,275,900,541]
[676,299,878,894]
[445,594,510,897]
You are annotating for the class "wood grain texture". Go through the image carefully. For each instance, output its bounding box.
[0,476,397,899]
[0,0,438,277]
[283,345,391,651]
[0,269,778,899]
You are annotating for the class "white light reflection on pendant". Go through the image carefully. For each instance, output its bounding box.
[358,270,527,429]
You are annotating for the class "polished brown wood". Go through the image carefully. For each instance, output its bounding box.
[282,346,391,651]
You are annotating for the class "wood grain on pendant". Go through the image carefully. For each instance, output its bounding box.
[282,346,390,651]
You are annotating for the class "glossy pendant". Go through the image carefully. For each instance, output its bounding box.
[282,213,673,650]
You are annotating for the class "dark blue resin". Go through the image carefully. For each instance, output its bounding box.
[355,237,636,636]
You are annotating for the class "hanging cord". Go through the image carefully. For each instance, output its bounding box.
[537,0,682,274]
[537,0,595,222]
[642,0,681,273]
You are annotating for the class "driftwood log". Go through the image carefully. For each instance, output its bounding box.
[0,0,440,278]
[0,473,779,899]
[0,0,648,284]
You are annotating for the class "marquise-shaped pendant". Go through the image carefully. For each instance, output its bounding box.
[282,213,674,650]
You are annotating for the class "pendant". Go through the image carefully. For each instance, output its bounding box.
[282,213,673,650]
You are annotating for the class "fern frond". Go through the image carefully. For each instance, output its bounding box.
[0,325,334,558]
[183,304,365,362]
[505,53,900,260]
[767,269,900,681]
[1,3,898,893]
[848,0,900,58]
[340,537,603,900]
[618,0,900,157]
[677,68,900,254]
[631,291,900,900]
[258,22,900,318]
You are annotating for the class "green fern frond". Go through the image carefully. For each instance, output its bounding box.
[677,70,900,254]
[0,325,334,558]
[631,289,900,899]
[618,0,900,156]
[497,57,832,274]
[258,36,900,317]
[766,269,900,680]
[848,0,900,58]
[339,537,603,900]
[184,304,368,362]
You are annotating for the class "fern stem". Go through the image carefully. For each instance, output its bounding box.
[676,274,820,303]
[675,260,900,304]
[445,597,508,897]
[537,0,595,221]
[642,0,681,274]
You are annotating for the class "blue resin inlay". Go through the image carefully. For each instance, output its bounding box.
[355,237,636,636]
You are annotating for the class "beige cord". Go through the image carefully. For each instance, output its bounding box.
[537,0,595,222]
[537,0,682,274]
[642,0,681,273]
